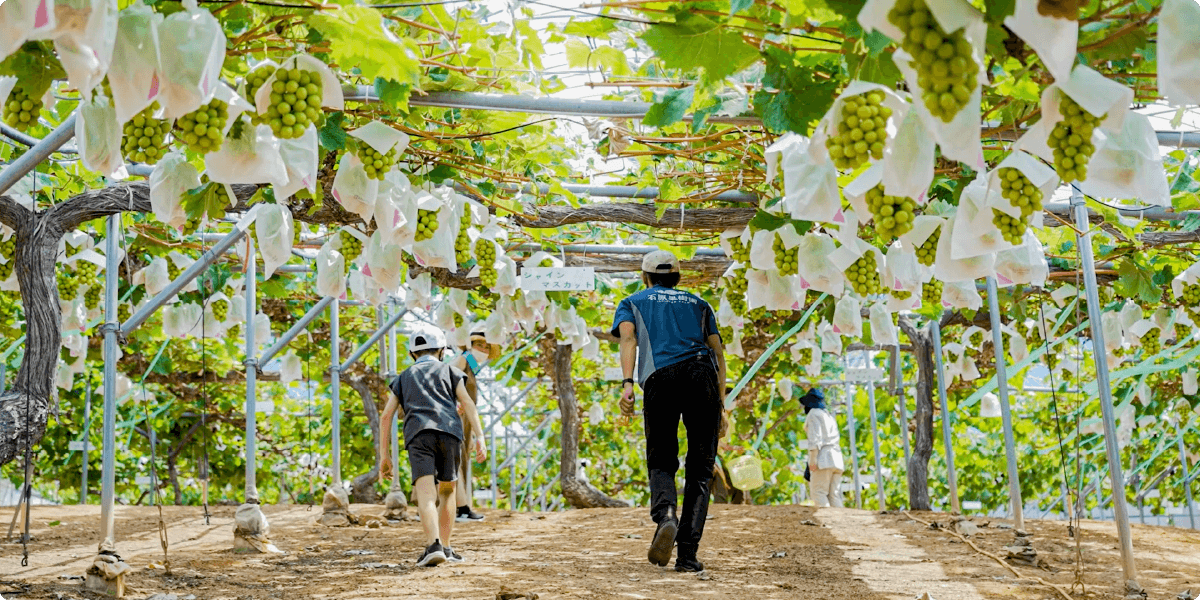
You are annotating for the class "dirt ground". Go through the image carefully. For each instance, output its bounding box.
[1,503,1198,599]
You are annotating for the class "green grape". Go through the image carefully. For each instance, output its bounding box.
[891,289,912,300]
[1174,322,1190,343]
[1180,283,1200,306]
[211,298,229,321]
[888,0,979,124]
[416,209,439,242]
[74,259,99,283]
[992,209,1028,246]
[915,226,940,267]
[118,302,131,324]
[747,307,768,321]
[66,244,81,257]
[726,268,748,315]
[340,230,363,273]
[799,346,813,364]
[772,235,798,275]
[122,103,172,165]
[865,184,917,239]
[355,143,397,181]
[922,280,943,307]
[3,79,47,133]
[294,222,304,247]
[825,91,892,170]
[728,236,751,263]
[845,251,881,296]
[1140,331,1161,357]
[1048,94,1102,184]
[265,68,323,140]
[83,285,101,310]
[455,210,472,266]
[245,64,277,105]
[174,98,229,155]
[453,313,464,328]
[57,272,79,301]
[474,239,498,288]
[167,259,181,282]
[0,236,16,280]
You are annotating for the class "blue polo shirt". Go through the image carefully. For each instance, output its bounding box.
[610,285,720,388]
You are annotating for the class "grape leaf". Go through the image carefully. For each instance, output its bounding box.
[643,85,695,128]
[1114,258,1158,303]
[983,0,1016,24]
[640,13,759,80]
[307,6,422,86]
[318,111,347,152]
[753,48,838,134]
[373,78,412,112]
[182,183,230,222]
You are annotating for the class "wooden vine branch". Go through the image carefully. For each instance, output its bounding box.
[515,203,756,231]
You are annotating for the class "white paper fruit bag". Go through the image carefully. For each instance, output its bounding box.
[764,133,844,225]
[811,82,909,173]
[1,0,57,62]
[833,295,862,338]
[154,0,225,118]
[275,125,319,200]
[795,232,846,296]
[149,151,199,232]
[746,270,803,311]
[870,303,899,346]
[1076,112,1171,207]
[951,174,1015,260]
[1159,0,1200,107]
[332,152,379,223]
[1003,0,1078,82]
[993,231,1048,287]
[412,189,458,271]
[882,106,936,200]
[315,241,346,299]
[109,3,164,125]
[255,203,294,279]
[76,93,126,178]
[46,0,119,101]
[207,122,288,186]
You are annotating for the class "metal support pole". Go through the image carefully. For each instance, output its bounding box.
[507,431,516,510]
[930,321,960,513]
[388,302,398,378]
[1071,186,1138,583]
[0,114,77,196]
[1180,430,1196,530]
[258,296,335,366]
[376,308,386,376]
[244,251,258,503]
[98,215,120,553]
[986,276,1024,531]
[843,378,862,509]
[330,299,341,486]
[866,384,886,511]
[893,349,910,477]
[1061,479,1071,521]
[122,226,247,334]
[340,308,409,370]
[489,420,498,510]
[81,375,91,504]
[484,379,541,435]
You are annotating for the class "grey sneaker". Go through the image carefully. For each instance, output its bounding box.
[444,546,464,563]
[417,541,446,567]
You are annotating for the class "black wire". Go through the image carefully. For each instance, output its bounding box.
[525,1,658,24]
[200,235,212,526]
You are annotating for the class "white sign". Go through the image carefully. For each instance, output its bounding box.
[520,267,595,291]
[135,476,152,486]
[69,440,91,452]
[846,368,885,383]
[256,401,275,415]
[962,500,983,511]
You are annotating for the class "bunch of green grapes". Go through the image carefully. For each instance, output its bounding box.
[747,307,768,321]
[891,289,912,300]
[846,251,881,296]
[992,209,1028,246]
[3,79,47,132]
[66,243,81,257]
[122,104,171,165]
[74,259,99,282]
[888,0,979,123]
[454,210,472,265]
[340,230,363,272]
[922,279,943,306]
[416,209,439,242]
[773,236,798,275]
[866,184,916,239]
[1140,331,1161,356]
[726,268,748,314]
[166,259,181,282]
[1180,283,1200,306]
[728,235,750,263]
[245,64,277,105]
[474,239,497,288]
[210,297,229,321]
[1174,322,1190,344]
[355,144,396,180]
[1048,94,1101,183]
[211,181,231,207]
[57,272,79,301]
[1037,0,1083,20]
[174,98,229,154]
[83,285,101,310]
[825,92,891,170]
[799,346,813,365]
[453,313,464,328]
[999,168,1043,218]
[539,258,554,268]
[118,302,132,324]
[915,227,940,266]
[264,68,323,139]
[0,236,15,280]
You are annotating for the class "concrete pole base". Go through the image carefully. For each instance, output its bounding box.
[84,571,125,597]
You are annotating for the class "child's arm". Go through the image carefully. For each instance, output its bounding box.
[455,380,487,462]
[378,391,400,482]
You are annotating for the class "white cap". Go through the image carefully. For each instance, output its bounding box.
[407,329,446,353]
[641,250,680,274]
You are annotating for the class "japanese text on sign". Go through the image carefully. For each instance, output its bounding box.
[520,267,595,291]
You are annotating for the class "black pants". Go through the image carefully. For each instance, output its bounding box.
[643,357,721,552]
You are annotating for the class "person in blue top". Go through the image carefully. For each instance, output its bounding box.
[445,327,501,522]
[611,250,727,573]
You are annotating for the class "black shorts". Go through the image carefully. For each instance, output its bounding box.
[407,430,461,483]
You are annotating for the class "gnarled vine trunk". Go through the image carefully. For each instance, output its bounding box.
[346,373,383,504]
[898,317,935,511]
[552,344,628,508]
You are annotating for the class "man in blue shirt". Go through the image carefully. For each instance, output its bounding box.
[611,250,727,573]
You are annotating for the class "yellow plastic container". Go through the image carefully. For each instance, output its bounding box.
[728,454,765,491]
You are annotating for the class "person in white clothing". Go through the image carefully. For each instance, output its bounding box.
[801,389,844,508]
